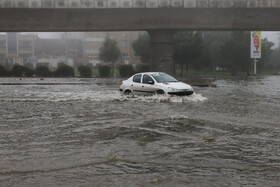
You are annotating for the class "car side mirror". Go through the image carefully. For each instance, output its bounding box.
[148,80,154,85]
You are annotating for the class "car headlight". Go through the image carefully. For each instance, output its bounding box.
[168,87,177,92]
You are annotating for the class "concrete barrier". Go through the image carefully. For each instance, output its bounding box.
[272,0,280,7]
[95,0,107,8]
[222,0,234,8]
[159,0,170,7]
[1,0,15,8]
[55,0,68,8]
[28,0,42,8]
[197,0,208,7]
[81,0,95,8]
[68,0,81,8]
[247,0,258,8]
[15,0,28,8]
[171,0,183,7]
[210,0,222,8]
[184,0,196,7]
[42,0,55,8]
[259,0,271,7]
[108,0,120,8]
[146,0,158,8]
[133,0,146,8]
[120,0,132,7]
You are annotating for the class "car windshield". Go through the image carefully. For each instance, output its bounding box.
[151,73,178,83]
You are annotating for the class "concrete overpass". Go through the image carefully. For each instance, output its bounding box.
[1,0,280,73]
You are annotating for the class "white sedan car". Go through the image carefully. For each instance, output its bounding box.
[120,72,194,96]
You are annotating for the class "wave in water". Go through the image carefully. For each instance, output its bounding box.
[0,91,207,103]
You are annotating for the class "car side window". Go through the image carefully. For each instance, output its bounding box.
[143,74,154,84]
[133,74,142,83]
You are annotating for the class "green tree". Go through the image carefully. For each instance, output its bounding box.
[118,64,135,77]
[0,64,8,77]
[220,40,235,74]
[220,32,251,76]
[135,64,151,73]
[258,38,274,73]
[35,66,53,77]
[99,37,121,76]
[98,65,111,78]
[200,31,231,71]
[209,41,224,71]
[132,33,151,64]
[54,64,74,77]
[269,47,280,71]
[78,65,92,78]
[173,31,203,75]
[234,32,251,75]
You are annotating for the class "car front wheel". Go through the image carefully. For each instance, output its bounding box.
[156,89,165,95]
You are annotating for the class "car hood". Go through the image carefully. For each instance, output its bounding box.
[160,82,193,90]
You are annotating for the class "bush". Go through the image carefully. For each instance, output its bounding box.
[10,64,35,77]
[36,66,53,77]
[54,64,74,77]
[118,64,135,77]
[98,65,111,77]
[0,65,8,77]
[24,63,34,70]
[23,66,34,77]
[78,65,92,78]
[11,64,24,77]
[136,64,151,73]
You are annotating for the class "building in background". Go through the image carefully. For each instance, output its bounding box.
[110,31,142,65]
[0,33,35,68]
[0,31,142,69]
[35,37,82,70]
[83,32,106,67]
[18,34,35,67]
[83,31,142,67]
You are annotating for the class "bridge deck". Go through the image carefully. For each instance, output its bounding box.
[0,8,280,32]
[0,0,279,9]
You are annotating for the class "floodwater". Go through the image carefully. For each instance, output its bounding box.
[0,76,279,186]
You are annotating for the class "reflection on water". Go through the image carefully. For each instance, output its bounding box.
[0,76,279,186]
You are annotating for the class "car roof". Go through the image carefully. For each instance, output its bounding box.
[138,72,166,75]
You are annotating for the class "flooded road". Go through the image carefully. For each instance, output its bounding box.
[0,76,279,186]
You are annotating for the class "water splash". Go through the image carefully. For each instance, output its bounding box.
[0,91,207,103]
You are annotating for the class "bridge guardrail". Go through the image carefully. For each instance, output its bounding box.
[0,0,279,8]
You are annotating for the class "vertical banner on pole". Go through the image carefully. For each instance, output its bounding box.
[251,31,261,76]
[250,31,261,59]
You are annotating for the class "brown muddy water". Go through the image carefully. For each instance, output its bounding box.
[0,76,279,186]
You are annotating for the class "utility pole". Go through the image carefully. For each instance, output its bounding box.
[254,59,257,76]
[277,32,280,48]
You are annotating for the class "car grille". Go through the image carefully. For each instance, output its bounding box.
[168,91,193,96]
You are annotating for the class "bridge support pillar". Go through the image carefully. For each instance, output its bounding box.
[148,30,176,75]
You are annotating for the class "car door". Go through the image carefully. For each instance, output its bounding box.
[130,74,143,95]
[141,74,157,95]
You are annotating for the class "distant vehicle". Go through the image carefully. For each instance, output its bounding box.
[120,72,194,96]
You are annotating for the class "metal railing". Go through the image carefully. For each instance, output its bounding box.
[0,0,279,8]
